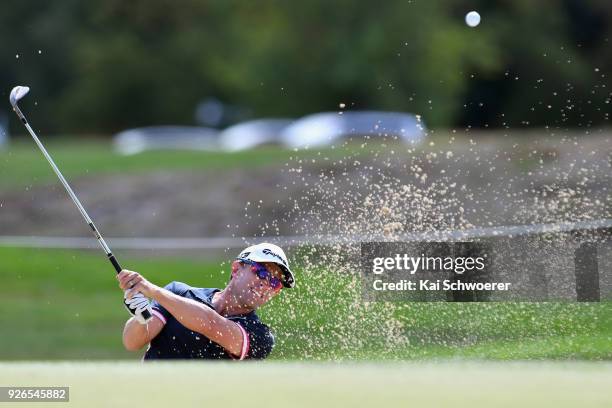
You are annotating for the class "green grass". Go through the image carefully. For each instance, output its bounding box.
[1,362,611,407]
[0,138,370,188]
[1,247,611,360]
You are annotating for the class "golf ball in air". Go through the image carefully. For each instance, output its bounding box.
[465,11,481,27]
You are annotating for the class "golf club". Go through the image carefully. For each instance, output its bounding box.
[9,85,152,322]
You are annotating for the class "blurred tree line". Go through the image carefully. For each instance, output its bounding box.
[1,0,611,134]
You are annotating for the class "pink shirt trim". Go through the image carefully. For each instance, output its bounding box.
[235,323,250,360]
[151,308,167,325]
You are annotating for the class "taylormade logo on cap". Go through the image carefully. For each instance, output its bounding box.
[262,248,287,266]
[237,243,295,288]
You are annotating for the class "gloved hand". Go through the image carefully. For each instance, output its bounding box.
[118,269,157,323]
[124,290,153,324]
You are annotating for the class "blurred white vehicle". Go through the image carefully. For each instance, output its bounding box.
[218,119,293,151]
[113,126,219,155]
[280,111,426,148]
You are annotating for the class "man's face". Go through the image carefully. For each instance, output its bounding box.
[231,260,283,309]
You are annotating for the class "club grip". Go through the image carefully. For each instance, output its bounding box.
[109,254,122,273]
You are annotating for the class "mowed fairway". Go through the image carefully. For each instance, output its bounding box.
[0,139,369,188]
[1,362,611,407]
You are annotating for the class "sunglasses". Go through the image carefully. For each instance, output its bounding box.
[237,259,283,291]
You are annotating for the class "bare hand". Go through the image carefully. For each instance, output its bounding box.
[117,269,158,299]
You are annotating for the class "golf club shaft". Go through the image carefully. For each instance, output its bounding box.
[13,106,151,320]
[24,124,115,258]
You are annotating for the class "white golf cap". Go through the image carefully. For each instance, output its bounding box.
[237,243,295,288]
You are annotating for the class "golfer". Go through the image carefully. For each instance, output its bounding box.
[118,243,294,360]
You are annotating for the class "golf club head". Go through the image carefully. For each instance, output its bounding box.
[9,86,30,108]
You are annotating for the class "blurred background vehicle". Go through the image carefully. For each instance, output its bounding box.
[218,118,293,151]
[280,111,426,148]
[114,111,426,154]
[113,126,219,155]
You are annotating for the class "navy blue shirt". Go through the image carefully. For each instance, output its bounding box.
[145,281,275,360]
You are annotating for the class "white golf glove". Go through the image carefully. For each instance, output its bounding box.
[124,290,152,324]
